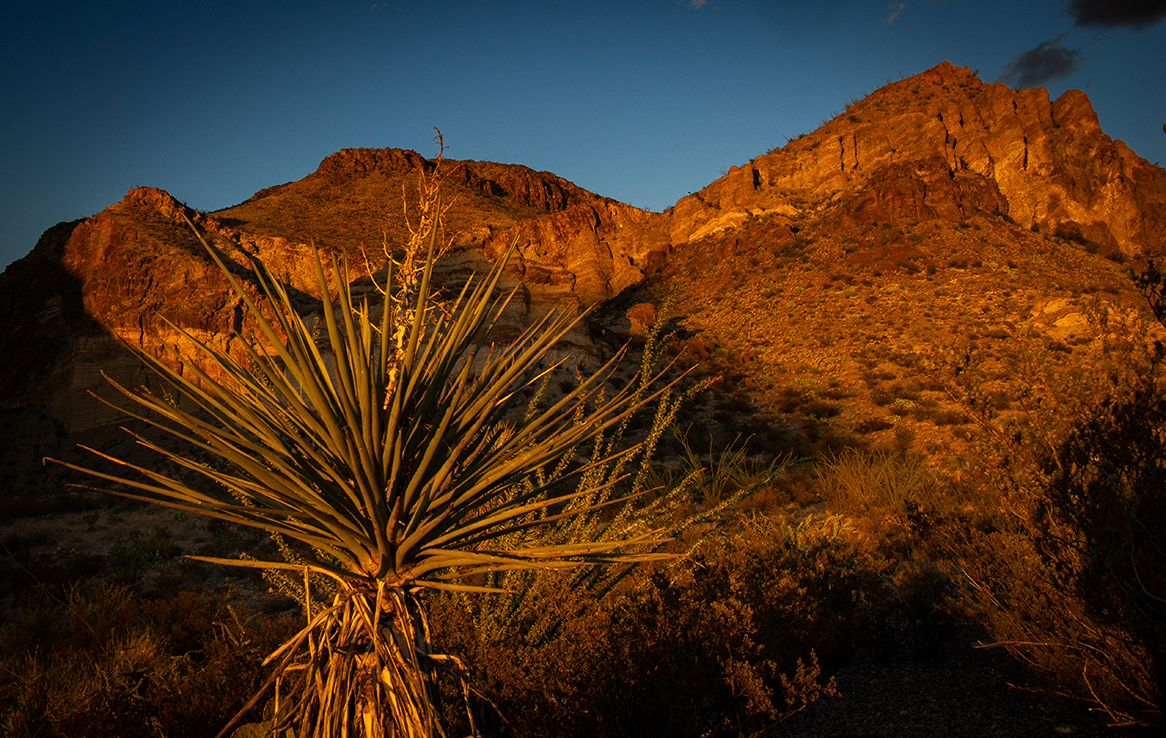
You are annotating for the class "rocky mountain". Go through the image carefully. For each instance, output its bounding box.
[648,63,1166,457]
[0,156,668,434]
[2,61,1163,445]
[671,61,1166,253]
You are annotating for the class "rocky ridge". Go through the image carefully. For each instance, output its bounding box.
[0,158,666,432]
[2,61,1164,437]
[671,62,1166,254]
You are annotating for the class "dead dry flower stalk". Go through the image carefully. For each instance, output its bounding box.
[382,129,457,407]
[50,134,677,737]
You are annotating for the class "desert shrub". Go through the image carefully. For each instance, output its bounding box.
[927,262,1166,729]
[0,586,293,738]
[992,208,1017,225]
[930,408,970,426]
[1056,227,1107,255]
[1037,377,1165,710]
[669,430,792,506]
[0,528,53,554]
[854,416,894,433]
[887,380,921,402]
[929,461,1163,730]
[0,488,109,521]
[106,527,183,584]
[430,514,911,738]
[801,398,844,418]
[905,398,938,422]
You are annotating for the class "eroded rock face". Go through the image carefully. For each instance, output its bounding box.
[484,200,671,310]
[0,160,668,433]
[0,187,328,432]
[847,158,1009,224]
[670,62,1166,254]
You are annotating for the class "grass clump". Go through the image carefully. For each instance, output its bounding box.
[817,448,937,522]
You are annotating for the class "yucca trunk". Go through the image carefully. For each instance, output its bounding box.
[267,583,448,738]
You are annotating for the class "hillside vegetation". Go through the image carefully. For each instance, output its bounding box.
[1,64,1165,736]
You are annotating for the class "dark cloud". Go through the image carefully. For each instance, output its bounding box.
[1070,0,1166,29]
[1000,33,1080,87]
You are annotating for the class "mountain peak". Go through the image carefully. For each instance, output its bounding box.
[670,64,1166,254]
[315,147,428,175]
[917,60,981,86]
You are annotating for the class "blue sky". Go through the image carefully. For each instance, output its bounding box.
[2,0,1164,270]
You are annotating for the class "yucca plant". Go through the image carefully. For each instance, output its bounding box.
[50,183,678,736]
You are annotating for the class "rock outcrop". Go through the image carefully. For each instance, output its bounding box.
[0,187,330,432]
[483,200,671,310]
[670,62,1166,255]
[0,158,668,433]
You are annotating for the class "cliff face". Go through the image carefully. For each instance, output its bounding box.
[3,62,1164,435]
[0,156,667,433]
[483,200,671,309]
[0,187,331,432]
[670,62,1166,254]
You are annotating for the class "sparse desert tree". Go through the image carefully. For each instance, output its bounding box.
[51,152,676,737]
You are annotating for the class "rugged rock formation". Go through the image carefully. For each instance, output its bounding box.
[218,148,619,257]
[0,157,667,433]
[212,147,670,307]
[483,200,671,310]
[0,187,328,432]
[3,62,1164,436]
[670,62,1166,254]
